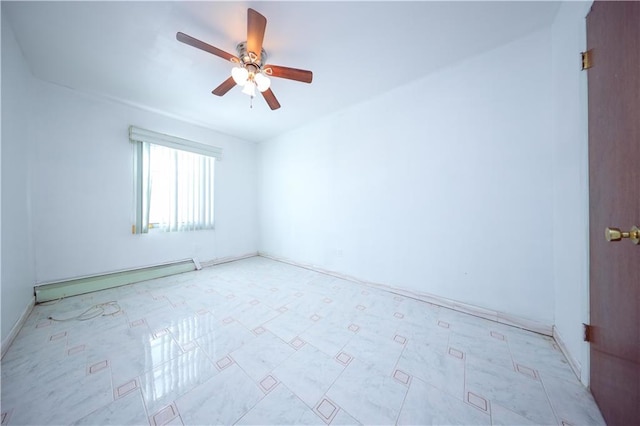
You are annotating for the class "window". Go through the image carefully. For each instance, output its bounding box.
[129,126,222,233]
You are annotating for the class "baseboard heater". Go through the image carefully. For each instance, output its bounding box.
[34,259,197,303]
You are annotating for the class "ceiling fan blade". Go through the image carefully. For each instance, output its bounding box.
[247,8,267,62]
[263,65,313,84]
[176,32,239,63]
[261,88,281,110]
[212,77,236,96]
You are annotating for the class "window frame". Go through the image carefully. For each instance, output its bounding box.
[130,126,222,234]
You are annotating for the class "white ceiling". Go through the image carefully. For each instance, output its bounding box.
[3,1,560,143]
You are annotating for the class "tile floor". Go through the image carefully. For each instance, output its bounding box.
[1,256,605,425]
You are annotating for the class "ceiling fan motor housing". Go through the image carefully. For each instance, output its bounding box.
[235,41,267,70]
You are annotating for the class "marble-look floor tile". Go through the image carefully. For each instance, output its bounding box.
[351,310,398,337]
[234,302,281,330]
[396,321,451,354]
[167,312,221,345]
[272,344,345,407]
[510,336,576,383]
[6,363,113,425]
[301,320,354,358]
[139,333,185,370]
[231,330,295,382]
[195,320,255,362]
[449,331,513,370]
[326,358,407,425]
[1,343,83,392]
[396,339,465,399]
[1,256,603,426]
[465,358,556,425]
[398,376,490,425]
[81,332,162,384]
[140,348,219,416]
[399,299,441,325]
[285,288,321,303]
[174,363,263,425]
[331,407,362,425]
[340,328,404,374]
[235,382,321,425]
[542,375,606,425]
[150,403,184,425]
[264,310,315,343]
[490,403,538,425]
[73,389,148,425]
[442,310,500,337]
[1,352,94,413]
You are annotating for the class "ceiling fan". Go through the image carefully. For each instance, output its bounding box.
[176,8,313,110]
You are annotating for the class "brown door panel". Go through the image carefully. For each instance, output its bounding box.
[587,1,640,424]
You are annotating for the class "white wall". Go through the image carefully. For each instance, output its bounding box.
[29,80,259,283]
[1,13,37,342]
[259,29,555,325]
[550,0,592,385]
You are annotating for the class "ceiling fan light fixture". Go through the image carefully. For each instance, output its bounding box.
[241,80,257,97]
[254,72,271,92]
[231,66,249,85]
[231,67,249,86]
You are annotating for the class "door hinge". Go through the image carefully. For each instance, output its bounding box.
[581,50,593,70]
[583,323,593,342]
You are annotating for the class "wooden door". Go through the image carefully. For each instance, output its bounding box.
[587,1,640,424]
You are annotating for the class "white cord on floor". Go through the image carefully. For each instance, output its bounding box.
[48,301,122,322]
[39,297,64,306]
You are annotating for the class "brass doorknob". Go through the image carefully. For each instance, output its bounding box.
[605,226,640,245]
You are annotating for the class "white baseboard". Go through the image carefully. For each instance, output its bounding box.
[552,325,582,380]
[259,252,553,336]
[1,296,35,360]
[200,252,258,268]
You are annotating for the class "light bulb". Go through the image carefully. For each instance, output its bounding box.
[231,67,249,85]
[242,81,256,97]
[254,73,271,92]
